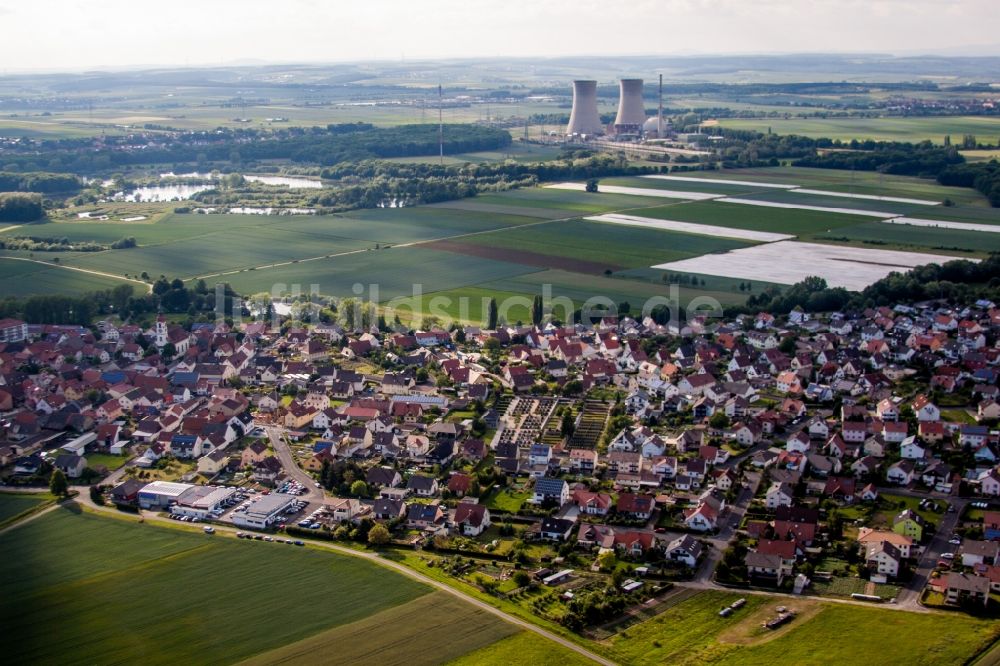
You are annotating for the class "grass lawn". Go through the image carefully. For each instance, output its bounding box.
[877,493,948,525]
[78,452,128,471]
[0,506,431,664]
[483,486,531,514]
[598,589,1000,666]
[941,408,977,425]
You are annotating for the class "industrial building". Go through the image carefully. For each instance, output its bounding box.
[171,485,237,519]
[567,75,669,139]
[566,80,603,136]
[138,481,195,509]
[613,79,645,135]
[232,493,297,529]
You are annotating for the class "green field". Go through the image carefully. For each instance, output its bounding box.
[0,492,55,528]
[813,222,999,256]
[0,257,136,296]
[451,218,754,270]
[716,116,1000,144]
[0,507,433,664]
[446,631,594,666]
[222,246,540,301]
[597,590,999,666]
[5,168,1000,306]
[627,200,865,236]
[241,592,518,666]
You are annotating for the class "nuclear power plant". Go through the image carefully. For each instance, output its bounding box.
[566,75,668,139]
[613,79,646,134]
[566,80,603,136]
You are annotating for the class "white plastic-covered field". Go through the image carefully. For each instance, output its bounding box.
[716,197,899,218]
[652,241,970,291]
[544,182,719,200]
[641,175,798,189]
[586,213,794,243]
[793,189,940,205]
[883,217,1000,233]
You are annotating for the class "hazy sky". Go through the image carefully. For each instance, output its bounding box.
[1,0,998,72]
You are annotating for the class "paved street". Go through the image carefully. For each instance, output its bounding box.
[265,426,325,502]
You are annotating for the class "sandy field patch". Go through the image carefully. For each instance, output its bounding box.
[642,175,798,189]
[587,213,794,242]
[652,240,970,290]
[717,197,899,218]
[544,182,719,200]
[883,217,1000,233]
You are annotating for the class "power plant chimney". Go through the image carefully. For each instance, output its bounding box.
[657,74,664,137]
[613,79,645,135]
[566,80,603,136]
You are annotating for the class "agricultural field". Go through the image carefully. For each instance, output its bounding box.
[715,116,1000,144]
[0,492,56,529]
[446,631,594,666]
[241,592,517,666]
[0,257,136,296]
[0,507,553,665]
[4,166,1000,305]
[813,221,1000,256]
[434,218,755,271]
[594,590,1000,666]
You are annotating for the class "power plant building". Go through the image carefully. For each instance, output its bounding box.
[613,79,646,135]
[566,80,603,136]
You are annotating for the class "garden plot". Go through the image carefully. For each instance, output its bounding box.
[651,241,971,291]
[793,188,940,206]
[544,182,719,200]
[642,174,798,189]
[716,197,899,218]
[587,213,794,243]
[883,217,1000,233]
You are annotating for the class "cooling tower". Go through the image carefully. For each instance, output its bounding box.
[566,80,603,135]
[614,79,646,132]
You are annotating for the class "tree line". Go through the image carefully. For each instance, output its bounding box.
[0,123,512,174]
[0,193,44,222]
[737,253,1000,315]
[937,161,1000,207]
[0,171,81,193]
